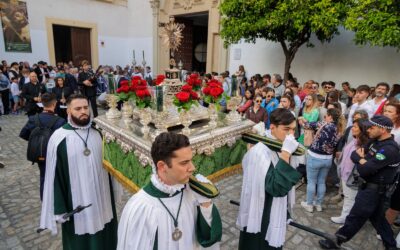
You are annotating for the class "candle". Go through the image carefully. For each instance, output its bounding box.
[133,50,135,60]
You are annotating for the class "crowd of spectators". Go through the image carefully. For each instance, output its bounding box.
[0,59,399,247]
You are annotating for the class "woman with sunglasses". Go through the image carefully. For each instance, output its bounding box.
[245,94,268,124]
[261,87,279,128]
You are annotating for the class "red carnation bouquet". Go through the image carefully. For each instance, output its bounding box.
[186,73,202,91]
[132,77,152,108]
[116,76,152,108]
[173,84,199,112]
[116,79,135,102]
[202,79,226,110]
[155,74,166,85]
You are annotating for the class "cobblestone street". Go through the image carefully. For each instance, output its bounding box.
[0,113,395,249]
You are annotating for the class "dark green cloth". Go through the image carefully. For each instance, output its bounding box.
[142,182,222,250]
[239,159,301,250]
[196,205,222,247]
[54,138,118,250]
[104,139,247,188]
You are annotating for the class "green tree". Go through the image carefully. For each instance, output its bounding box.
[345,0,400,49]
[220,0,350,80]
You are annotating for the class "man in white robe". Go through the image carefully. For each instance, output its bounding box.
[39,94,118,250]
[117,132,222,250]
[237,108,303,249]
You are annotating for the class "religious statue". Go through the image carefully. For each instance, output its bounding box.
[159,16,185,68]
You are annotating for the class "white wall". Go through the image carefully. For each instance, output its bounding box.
[229,29,400,87]
[98,36,153,68]
[0,0,153,68]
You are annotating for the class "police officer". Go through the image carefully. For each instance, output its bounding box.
[320,115,400,250]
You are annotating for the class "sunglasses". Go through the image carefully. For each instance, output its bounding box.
[255,100,262,103]
[266,95,274,98]
[324,86,333,89]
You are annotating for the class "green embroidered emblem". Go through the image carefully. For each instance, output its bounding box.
[376,153,386,160]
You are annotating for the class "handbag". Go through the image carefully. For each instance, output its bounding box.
[303,129,314,147]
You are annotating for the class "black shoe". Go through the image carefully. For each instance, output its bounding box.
[0,162,4,168]
[319,239,340,249]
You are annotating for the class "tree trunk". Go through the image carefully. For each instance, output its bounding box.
[283,55,293,83]
[279,40,295,83]
[279,29,310,83]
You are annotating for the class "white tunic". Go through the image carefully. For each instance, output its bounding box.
[117,184,219,250]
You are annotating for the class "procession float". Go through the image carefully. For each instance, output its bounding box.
[94,17,307,193]
[94,17,259,193]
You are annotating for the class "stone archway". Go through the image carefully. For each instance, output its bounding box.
[149,0,228,74]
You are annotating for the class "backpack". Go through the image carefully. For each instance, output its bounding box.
[27,114,60,164]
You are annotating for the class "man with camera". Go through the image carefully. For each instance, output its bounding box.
[320,115,400,250]
[78,60,98,117]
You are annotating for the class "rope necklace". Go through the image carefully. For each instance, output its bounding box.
[157,190,184,241]
[73,128,91,156]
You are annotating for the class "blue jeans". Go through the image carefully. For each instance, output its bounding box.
[306,153,332,205]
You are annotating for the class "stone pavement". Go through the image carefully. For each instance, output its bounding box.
[0,113,397,250]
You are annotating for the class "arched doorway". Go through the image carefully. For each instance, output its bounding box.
[150,0,228,74]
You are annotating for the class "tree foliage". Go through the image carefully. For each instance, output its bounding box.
[345,0,400,50]
[220,0,350,80]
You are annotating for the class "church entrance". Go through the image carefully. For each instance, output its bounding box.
[175,12,208,74]
[52,24,92,66]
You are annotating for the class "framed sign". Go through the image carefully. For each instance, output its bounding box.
[0,0,32,52]
[233,48,241,60]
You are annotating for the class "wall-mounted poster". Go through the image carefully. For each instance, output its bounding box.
[0,0,31,52]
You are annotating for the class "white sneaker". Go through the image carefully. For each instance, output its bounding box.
[301,201,313,213]
[315,205,322,212]
[376,234,382,241]
[330,216,345,224]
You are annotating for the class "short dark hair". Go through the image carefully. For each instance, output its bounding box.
[342,81,350,87]
[290,81,299,88]
[376,82,390,92]
[151,132,190,167]
[262,74,271,81]
[262,87,274,94]
[269,108,296,126]
[353,109,369,120]
[41,93,57,107]
[66,93,88,106]
[322,81,335,88]
[356,85,370,94]
[11,62,18,67]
